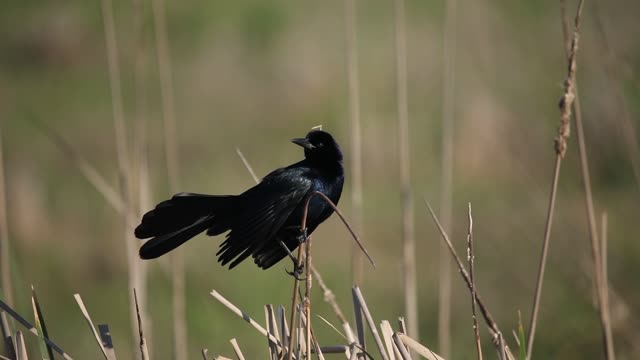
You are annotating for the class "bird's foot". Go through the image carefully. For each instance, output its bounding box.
[286,264,306,281]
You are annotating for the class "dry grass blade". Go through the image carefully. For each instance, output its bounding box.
[466,204,482,360]
[209,290,287,354]
[201,349,209,360]
[0,298,71,359]
[235,149,260,184]
[526,1,585,358]
[134,289,150,360]
[31,286,54,360]
[0,128,13,309]
[15,331,27,360]
[393,0,418,343]
[352,290,366,355]
[278,305,290,350]
[98,325,117,360]
[424,200,515,360]
[264,305,279,360]
[73,294,112,360]
[229,338,246,360]
[398,333,445,360]
[352,287,389,360]
[599,212,615,359]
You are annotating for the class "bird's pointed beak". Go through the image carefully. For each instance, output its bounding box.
[291,138,315,149]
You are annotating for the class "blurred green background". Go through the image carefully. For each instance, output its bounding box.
[1,0,639,358]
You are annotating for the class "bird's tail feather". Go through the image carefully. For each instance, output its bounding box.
[136,193,236,259]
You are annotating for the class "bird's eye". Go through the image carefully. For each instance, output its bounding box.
[316,142,324,148]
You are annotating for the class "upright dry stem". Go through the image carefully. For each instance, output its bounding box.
[393,0,418,342]
[526,1,585,358]
[0,129,12,308]
[439,0,458,355]
[344,0,365,286]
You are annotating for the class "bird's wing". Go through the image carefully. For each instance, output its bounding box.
[216,167,313,269]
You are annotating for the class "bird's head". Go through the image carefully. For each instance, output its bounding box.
[292,130,343,164]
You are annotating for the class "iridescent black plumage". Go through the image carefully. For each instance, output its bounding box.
[135,130,344,270]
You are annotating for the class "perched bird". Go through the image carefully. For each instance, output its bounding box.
[134,130,344,271]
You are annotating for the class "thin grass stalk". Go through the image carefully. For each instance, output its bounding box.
[526,1,585,358]
[560,3,614,358]
[438,0,457,355]
[0,298,71,359]
[424,200,515,360]
[150,0,185,357]
[393,0,418,342]
[286,246,304,360]
[0,129,12,309]
[600,212,615,359]
[344,0,365,285]
[466,204,482,360]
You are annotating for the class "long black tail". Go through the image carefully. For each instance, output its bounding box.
[135,193,236,259]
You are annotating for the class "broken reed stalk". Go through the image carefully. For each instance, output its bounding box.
[600,212,615,359]
[560,1,615,358]
[526,1,585,358]
[466,204,482,360]
[439,0,458,355]
[393,0,418,343]
[424,200,514,360]
[344,0,365,286]
[0,129,13,309]
[134,289,150,360]
[74,294,113,360]
[304,235,312,358]
[150,0,185,357]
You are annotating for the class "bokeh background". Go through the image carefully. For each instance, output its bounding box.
[1,0,639,359]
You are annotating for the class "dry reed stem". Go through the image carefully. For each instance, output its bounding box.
[344,0,365,285]
[424,200,515,360]
[439,0,458,355]
[229,338,246,360]
[15,331,27,360]
[526,1,585,358]
[150,0,185,357]
[74,294,113,360]
[304,236,313,358]
[0,299,70,359]
[381,321,398,360]
[466,204,482,360]
[286,245,304,360]
[353,292,366,356]
[0,129,12,309]
[134,289,150,360]
[393,0,419,342]
[352,287,389,360]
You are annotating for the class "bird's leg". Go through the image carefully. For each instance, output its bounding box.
[279,240,305,281]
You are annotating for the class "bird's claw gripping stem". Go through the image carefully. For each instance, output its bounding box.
[279,240,306,281]
[296,227,308,244]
